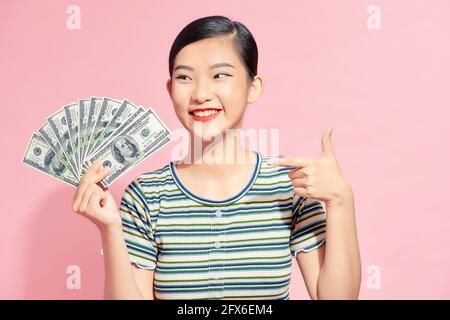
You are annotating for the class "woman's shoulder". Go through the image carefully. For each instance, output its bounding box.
[121,163,171,214]
[132,161,172,187]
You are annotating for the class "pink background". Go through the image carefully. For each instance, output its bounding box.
[1,0,449,299]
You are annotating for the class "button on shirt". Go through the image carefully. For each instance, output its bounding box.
[119,151,327,300]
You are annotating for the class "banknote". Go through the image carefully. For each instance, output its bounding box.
[64,102,80,176]
[47,106,79,177]
[91,99,140,155]
[86,97,122,158]
[83,108,172,187]
[38,121,78,177]
[83,96,103,158]
[22,133,79,187]
[23,97,172,188]
[78,99,90,169]
[81,106,145,172]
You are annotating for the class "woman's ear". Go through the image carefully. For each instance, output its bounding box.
[247,75,264,104]
[166,78,172,97]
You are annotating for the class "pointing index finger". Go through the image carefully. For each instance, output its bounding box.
[267,156,312,168]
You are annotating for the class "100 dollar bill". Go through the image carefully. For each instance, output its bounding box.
[85,97,122,158]
[90,99,140,155]
[80,107,145,173]
[47,106,79,177]
[83,108,172,187]
[38,122,78,177]
[83,97,103,160]
[64,102,80,176]
[78,99,90,169]
[22,133,79,187]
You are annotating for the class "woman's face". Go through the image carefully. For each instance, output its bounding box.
[167,36,263,141]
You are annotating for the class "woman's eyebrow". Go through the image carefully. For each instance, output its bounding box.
[210,63,235,69]
[174,63,236,71]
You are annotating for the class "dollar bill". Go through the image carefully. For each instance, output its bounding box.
[84,97,103,158]
[81,106,145,173]
[23,97,172,188]
[91,99,140,155]
[83,108,172,187]
[64,102,80,175]
[38,122,78,177]
[47,106,79,177]
[86,97,122,157]
[22,133,79,187]
[102,135,171,188]
[78,99,90,169]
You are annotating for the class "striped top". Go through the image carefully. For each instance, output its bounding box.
[119,151,327,300]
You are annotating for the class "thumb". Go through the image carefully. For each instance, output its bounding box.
[321,126,336,158]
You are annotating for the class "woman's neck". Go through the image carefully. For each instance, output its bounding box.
[175,130,256,179]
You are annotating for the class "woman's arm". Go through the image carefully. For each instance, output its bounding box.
[100,226,152,300]
[296,190,360,300]
[316,190,361,299]
[268,127,361,299]
[72,161,154,300]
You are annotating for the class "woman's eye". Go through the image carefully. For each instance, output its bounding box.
[214,73,231,79]
[175,75,190,80]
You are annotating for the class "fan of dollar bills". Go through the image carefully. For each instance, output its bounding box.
[22,97,172,188]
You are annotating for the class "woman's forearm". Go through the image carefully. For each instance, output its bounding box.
[317,191,361,299]
[100,226,146,300]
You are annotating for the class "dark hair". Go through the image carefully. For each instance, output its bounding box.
[168,15,258,82]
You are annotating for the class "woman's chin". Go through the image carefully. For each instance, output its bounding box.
[189,123,225,140]
[191,130,222,142]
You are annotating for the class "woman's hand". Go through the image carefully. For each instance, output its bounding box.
[267,126,353,208]
[72,160,122,232]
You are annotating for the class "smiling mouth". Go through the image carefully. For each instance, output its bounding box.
[188,109,222,122]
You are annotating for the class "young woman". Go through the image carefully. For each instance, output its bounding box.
[72,15,361,300]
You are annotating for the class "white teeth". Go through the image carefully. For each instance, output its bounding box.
[192,110,219,117]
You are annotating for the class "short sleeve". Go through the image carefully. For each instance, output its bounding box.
[290,196,327,257]
[119,178,158,269]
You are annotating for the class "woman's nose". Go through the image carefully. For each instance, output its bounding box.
[192,79,213,102]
